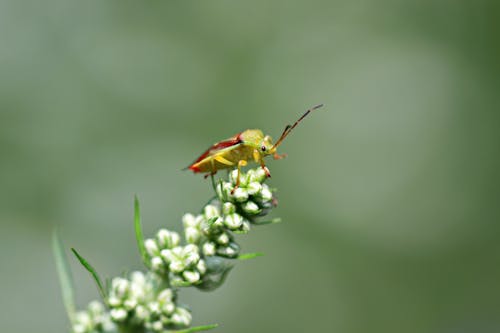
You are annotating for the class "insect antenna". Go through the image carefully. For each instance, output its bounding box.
[270,103,324,151]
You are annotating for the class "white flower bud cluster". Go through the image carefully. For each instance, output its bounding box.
[144,229,181,274]
[144,227,207,285]
[144,224,206,285]
[182,205,241,259]
[72,301,115,333]
[144,289,192,331]
[106,271,191,330]
[217,168,275,218]
[179,168,276,261]
[182,213,206,244]
[162,244,207,285]
[107,271,154,324]
[70,168,279,333]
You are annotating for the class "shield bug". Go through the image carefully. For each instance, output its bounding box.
[187,104,324,189]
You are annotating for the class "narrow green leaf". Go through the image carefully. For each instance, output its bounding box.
[253,217,281,226]
[237,252,264,261]
[170,324,218,333]
[71,247,107,300]
[52,230,76,323]
[134,195,149,268]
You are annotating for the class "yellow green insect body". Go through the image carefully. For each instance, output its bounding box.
[187,104,323,187]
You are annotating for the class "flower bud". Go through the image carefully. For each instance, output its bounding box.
[144,239,159,256]
[218,242,239,258]
[123,298,138,310]
[172,307,192,327]
[108,296,121,307]
[222,202,236,215]
[246,182,262,195]
[88,301,104,315]
[251,168,267,183]
[204,204,220,218]
[157,229,180,249]
[111,278,129,298]
[160,249,174,263]
[135,305,149,320]
[151,256,164,272]
[216,233,230,245]
[184,244,198,254]
[148,302,160,315]
[170,232,180,247]
[221,182,234,198]
[162,302,175,315]
[102,318,115,332]
[182,213,197,228]
[196,259,207,274]
[73,324,86,333]
[185,227,200,244]
[110,308,127,322]
[185,251,200,266]
[129,284,145,301]
[75,312,91,327]
[183,270,200,283]
[171,246,184,257]
[202,242,216,256]
[242,221,251,232]
[157,289,173,303]
[229,169,239,184]
[260,185,273,201]
[151,320,163,332]
[224,213,244,229]
[232,187,248,202]
[169,260,184,273]
[212,216,224,228]
[130,271,145,286]
[242,201,260,214]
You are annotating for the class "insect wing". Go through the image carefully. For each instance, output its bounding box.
[187,134,242,171]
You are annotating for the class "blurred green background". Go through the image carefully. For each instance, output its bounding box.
[1,0,500,332]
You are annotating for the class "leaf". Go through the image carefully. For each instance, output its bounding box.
[71,247,107,300]
[196,257,233,291]
[52,230,76,323]
[237,252,264,261]
[253,217,281,225]
[170,324,219,333]
[134,195,149,268]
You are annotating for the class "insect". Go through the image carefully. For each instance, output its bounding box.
[187,104,324,189]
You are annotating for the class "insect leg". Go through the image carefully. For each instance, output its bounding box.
[260,159,271,178]
[214,154,234,166]
[231,159,247,194]
[273,152,287,160]
[253,149,260,163]
[204,170,217,179]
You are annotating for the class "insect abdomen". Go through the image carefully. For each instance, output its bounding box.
[191,145,254,173]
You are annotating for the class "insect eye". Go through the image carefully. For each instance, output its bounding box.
[261,145,267,152]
